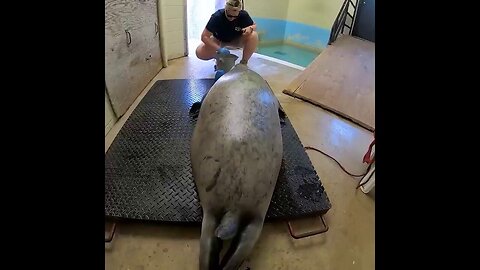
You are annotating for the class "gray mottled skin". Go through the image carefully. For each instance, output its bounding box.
[191,64,283,270]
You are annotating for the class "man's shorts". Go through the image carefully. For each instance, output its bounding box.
[211,35,244,49]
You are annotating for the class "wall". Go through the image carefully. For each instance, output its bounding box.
[247,0,289,19]
[161,0,187,60]
[105,0,163,117]
[286,0,343,29]
[283,21,331,51]
[248,0,289,44]
[284,0,343,49]
[247,0,344,51]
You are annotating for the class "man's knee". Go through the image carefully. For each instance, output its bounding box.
[242,32,258,48]
[195,44,204,59]
[196,43,214,60]
[247,31,258,42]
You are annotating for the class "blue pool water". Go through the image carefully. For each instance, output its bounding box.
[256,44,320,67]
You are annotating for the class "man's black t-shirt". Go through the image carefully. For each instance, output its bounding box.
[206,9,254,42]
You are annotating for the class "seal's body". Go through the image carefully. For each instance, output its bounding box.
[191,64,283,270]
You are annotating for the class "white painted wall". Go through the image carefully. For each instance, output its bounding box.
[161,0,188,59]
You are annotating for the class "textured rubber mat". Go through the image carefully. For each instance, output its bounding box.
[105,79,331,223]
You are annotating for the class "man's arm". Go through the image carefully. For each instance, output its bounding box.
[201,28,221,51]
[242,23,256,35]
[241,11,256,35]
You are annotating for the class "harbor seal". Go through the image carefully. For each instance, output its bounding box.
[191,64,284,270]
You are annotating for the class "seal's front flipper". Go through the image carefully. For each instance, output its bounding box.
[190,89,212,118]
[190,101,202,117]
[278,107,286,126]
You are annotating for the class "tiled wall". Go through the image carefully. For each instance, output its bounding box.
[163,0,187,59]
[249,0,344,51]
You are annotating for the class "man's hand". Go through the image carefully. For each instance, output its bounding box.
[242,26,253,35]
[217,47,230,55]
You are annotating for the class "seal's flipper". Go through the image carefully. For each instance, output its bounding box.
[278,106,286,126]
[190,89,212,117]
[219,231,241,269]
[215,211,239,240]
[199,211,222,270]
[190,101,202,117]
[220,220,263,270]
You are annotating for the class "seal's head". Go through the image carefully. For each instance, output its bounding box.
[216,53,238,72]
[224,0,242,21]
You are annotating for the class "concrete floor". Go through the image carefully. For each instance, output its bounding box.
[105,46,375,269]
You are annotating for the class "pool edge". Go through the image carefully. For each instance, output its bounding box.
[253,52,306,71]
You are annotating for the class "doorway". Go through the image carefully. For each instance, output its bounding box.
[187,0,221,53]
[352,0,375,42]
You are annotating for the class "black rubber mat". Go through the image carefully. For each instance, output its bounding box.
[105,79,331,223]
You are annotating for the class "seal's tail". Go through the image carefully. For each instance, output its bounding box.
[214,211,239,240]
